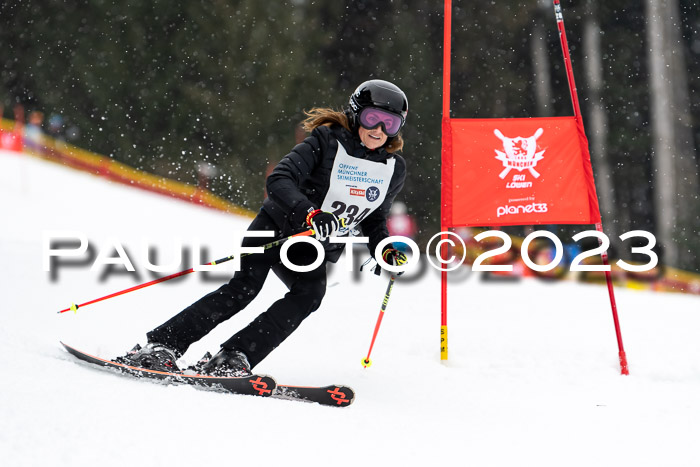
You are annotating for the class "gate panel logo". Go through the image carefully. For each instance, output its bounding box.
[494,128,546,179]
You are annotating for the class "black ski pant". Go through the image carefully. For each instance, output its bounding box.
[147,209,327,368]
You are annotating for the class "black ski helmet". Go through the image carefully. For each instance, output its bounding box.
[347,79,408,134]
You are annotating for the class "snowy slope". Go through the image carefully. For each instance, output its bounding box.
[1,149,699,467]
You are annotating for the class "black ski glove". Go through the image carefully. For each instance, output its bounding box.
[306,209,340,242]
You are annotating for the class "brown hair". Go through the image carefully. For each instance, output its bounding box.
[301,107,404,153]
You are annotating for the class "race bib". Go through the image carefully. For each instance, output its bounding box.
[321,140,396,235]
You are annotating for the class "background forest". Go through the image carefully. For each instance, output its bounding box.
[1,0,698,271]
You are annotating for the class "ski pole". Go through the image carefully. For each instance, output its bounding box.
[57,229,314,314]
[362,275,396,368]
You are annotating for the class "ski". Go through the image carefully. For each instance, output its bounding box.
[188,351,355,407]
[60,342,276,397]
[273,384,355,407]
[61,342,354,407]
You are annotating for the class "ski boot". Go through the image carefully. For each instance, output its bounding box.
[201,348,252,377]
[114,343,181,372]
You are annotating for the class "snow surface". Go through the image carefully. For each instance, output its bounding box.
[1,149,699,467]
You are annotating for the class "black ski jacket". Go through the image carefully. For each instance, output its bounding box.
[263,124,406,262]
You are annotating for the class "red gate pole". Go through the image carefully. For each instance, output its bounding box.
[553,0,628,375]
[440,0,453,361]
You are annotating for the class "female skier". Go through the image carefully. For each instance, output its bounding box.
[117,79,409,376]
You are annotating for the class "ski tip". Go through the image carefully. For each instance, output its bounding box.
[328,385,355,407]
[273,384,355,407]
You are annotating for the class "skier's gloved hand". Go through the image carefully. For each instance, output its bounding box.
[306,209,340,241]
[381,246,408,276]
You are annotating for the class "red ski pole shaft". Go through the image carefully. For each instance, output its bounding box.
[57,230,314,314]
[362,275,396,368]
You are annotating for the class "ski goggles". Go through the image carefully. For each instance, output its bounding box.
[358,107,404,137]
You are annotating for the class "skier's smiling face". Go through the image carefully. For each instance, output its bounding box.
[358,126,388,150]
